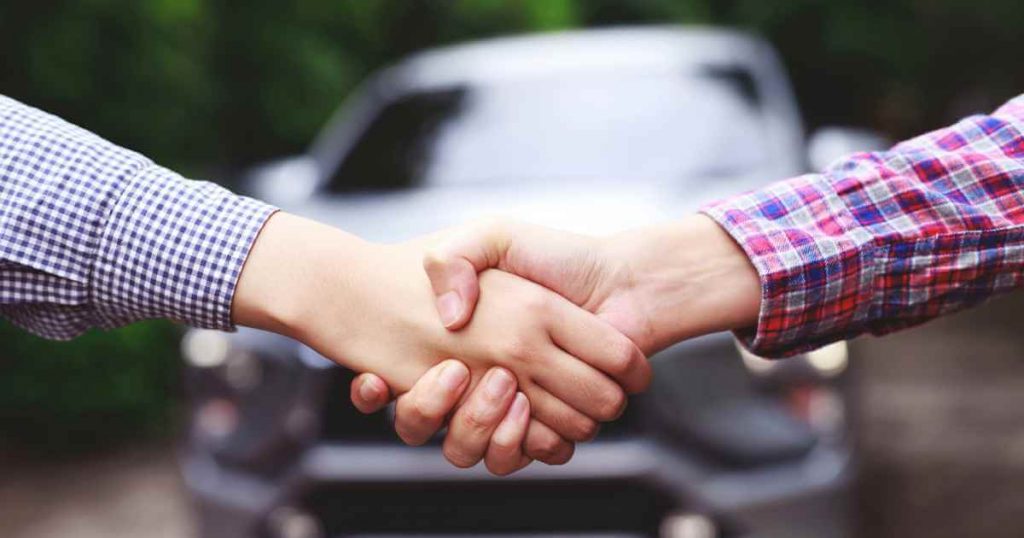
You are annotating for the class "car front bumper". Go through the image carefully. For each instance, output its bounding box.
[184,438,851,538]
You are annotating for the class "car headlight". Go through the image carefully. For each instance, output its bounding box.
[183,329,265,391]
[736,339,849,438]
[182,328,318,467]
[804,341,849,377]
[660,512,717,538]
[736,342,776,375]
[737,340,849,379]
[181,329,232,369]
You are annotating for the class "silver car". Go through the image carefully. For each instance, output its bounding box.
[182,26,885,538]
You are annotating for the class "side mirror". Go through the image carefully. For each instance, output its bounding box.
[807,127,891,172]
[242,156,321,206]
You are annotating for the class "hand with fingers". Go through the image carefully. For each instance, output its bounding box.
[354,361,536,475]
[235,213,651,474]
[343,268,650,472]
[420,215,760,354]
[352,214,762,474]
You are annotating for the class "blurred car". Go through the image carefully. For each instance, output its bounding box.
[181,26,887,538]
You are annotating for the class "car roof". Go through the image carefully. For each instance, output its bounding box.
[307,26,805,188]
[379,26,774,92]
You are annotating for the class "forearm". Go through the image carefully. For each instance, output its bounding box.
[234,212,638,442]
[233,212,357,337]
[702,94,1024,357]
[607,214,761,353]
[232,212,459,388]
[231,212,409,372]
[0,94,275,338]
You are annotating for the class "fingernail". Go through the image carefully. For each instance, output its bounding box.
[358,380,380,402]
[484,369,514,399]
[437,291,463,328]
[509,392,529,419]
[438,361,468,391]
[492,393,529,448]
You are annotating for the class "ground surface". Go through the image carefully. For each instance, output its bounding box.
[854,290,1024,538]
[0,444,191,538]
[1,292,1023,538]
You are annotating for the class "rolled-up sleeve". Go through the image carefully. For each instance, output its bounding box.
[0,95,276,340]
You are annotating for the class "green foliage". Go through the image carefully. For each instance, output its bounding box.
[0,321,181,455]
[3,0,1018,172]
[0,0,1019,451]
[720,0,1024,136]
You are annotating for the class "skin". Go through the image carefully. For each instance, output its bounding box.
[231,212,650,466]
[353,360,534,474]
[351,214,762,474]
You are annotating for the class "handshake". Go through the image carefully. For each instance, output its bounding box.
[233,212,762,475]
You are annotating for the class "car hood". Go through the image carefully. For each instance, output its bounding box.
[278,176,763,243]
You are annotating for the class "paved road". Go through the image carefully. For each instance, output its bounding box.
[854,290,1024,538]
[0,444,191,538]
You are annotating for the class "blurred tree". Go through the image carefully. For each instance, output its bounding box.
[0,321,180,455]
[0,0,1020,452]
[2,0,1020,168]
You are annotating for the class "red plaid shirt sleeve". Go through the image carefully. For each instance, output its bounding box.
[702,93,1024,358]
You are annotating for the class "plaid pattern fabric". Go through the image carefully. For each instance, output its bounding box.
[703,93,1024,357]
[0,95,276,340]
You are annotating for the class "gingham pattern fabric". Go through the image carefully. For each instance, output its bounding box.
[0,95,277,340]
[703,93,1024,357]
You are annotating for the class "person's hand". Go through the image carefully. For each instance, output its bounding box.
[350,215,758,474]
[232,213,646,463]
[423,214,762,354]
[352,214,761,473]
[354,362,577,469]
[352,361,541,475]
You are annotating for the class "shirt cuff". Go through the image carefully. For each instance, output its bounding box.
[701,173,878,358]
[91,164,277,331]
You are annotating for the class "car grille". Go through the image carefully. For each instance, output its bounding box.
[320,368,398,442]
[301,479,674,536]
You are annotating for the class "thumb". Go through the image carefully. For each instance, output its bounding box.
[350,373,393,414]
[424,220,513,330]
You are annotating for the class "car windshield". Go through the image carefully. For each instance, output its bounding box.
[325,70,770,193]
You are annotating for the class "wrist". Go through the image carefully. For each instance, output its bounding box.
[610,214,761,352]
[232,212,375,344]
[235,217,450,383]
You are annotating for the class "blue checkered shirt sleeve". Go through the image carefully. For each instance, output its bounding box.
[0,95,277,339]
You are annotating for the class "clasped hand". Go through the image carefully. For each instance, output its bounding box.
[347,215,760,474]
[234,213,759,476]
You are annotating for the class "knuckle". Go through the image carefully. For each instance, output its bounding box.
[595,387,628,422]
[485,458,516,477]
[607,338,639,376]
[489,433,520,453]
[459,406,496,433]
[526,443,556,462]
[408,397,442,423]
[534,440,574,465]
[483,444,520,476]
[528,432,566,461]
[442,443,479,469]
[394,422,426,447]
[570,417,600,442]
[393,404,439,446]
